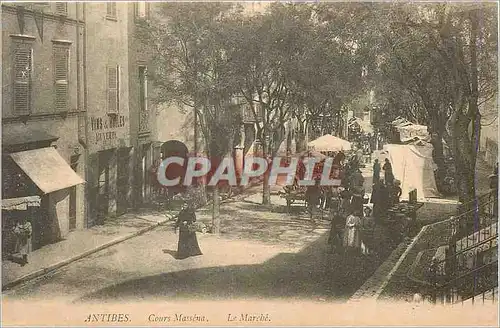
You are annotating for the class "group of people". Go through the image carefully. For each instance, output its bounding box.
[371,158,402,222]
[322,155,371,257]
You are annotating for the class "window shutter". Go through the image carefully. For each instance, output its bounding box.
[55,3,67,16]
[107,2,116,17]
[107,66,119,113]
[13,45,32,113]
[54,47,69,111]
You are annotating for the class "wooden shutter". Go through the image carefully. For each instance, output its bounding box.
[55,3,67,16]
[107,2,116,17]
[107,66,119,113]
[54,46,69,111]
[13,44,33,113]
[135,2,149,18]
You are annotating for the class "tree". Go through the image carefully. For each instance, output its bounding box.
[365,3,497,202]
[136,3,243,233]
[224,5,298,205]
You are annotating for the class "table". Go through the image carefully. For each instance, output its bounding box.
[386,201,424,240]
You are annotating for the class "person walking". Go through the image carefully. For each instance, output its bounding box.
[343,211,363,257]
[174,197,203,260]
[350,168,365,218]
[383,158,394,185]
[306,179,322,219]
[372,159,381,185]
[13,216,32,266]
[371,179,389,223]
[327,188,342,254]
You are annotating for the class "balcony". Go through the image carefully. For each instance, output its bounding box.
[138,109,150,137]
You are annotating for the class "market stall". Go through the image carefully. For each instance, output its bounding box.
[2,196,41,259]
[308,134,352,152]
[279,150,343,214]
[386,196,424,243]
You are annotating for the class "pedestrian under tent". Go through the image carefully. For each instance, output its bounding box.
[382,144,441,200]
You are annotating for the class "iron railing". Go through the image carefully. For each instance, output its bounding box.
[429,190,498,305]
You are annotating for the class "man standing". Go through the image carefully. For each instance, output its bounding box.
[13,216,32,266]
[372,159,381,185]
[383,158,394,185]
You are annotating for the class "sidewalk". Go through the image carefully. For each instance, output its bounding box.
[2,209,176,290]
[2,183,273,291]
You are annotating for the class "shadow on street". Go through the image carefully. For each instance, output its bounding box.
[76,232,386,303]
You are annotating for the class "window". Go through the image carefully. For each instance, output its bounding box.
[53,45,69,111]
[13,42,33,113]
[139,66,148,112]
[134,1,149,19]
[107,65,119,114]
[55,2,68,16]
[106,2,117,18]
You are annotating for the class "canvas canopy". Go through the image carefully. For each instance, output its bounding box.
[396,123,429,142]
[308,134,351,152]
[10,147,85,194]
[382,144,441,200]
[2,196,41,211]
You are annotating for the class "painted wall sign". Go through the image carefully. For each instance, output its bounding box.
[89,115,128,148]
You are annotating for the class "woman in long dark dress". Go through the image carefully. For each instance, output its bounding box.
[175,201,202,260]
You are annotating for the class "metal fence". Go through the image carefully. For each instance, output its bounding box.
[429,190,498,305]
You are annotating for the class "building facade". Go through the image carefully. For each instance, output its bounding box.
[2,2,86,250]
[1,2,159,254]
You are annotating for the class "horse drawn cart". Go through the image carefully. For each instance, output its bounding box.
[278,185,308,213]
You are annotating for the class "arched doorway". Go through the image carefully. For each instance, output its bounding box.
[158,140,189,195]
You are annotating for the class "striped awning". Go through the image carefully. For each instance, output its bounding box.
[2,196,41,210]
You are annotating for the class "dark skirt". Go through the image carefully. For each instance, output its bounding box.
[177,228,203,260]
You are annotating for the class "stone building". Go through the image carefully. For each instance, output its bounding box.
[2,2,86,250]
[1,2,157,253]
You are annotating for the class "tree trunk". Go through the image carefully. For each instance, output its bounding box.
[295,119,307,152]
[430,129,447,190]
[452,110,476,204]
[212,185,221,235]
[262,169,271,205]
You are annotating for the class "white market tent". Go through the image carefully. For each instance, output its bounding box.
[382,144,441,200]
[396,124,430,142]
[390,117,430,143]
[308,134,352,152]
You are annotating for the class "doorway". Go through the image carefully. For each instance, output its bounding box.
[97,150,113,224]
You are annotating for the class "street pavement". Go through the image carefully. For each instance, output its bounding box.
[6,154,479,304]
[3,188,389,304]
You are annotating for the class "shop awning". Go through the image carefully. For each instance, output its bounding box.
[2,196,41,210]
[9,147,85,194]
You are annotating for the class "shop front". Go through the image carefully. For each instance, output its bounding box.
[2,196,41,262]
[2,147,86,257]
